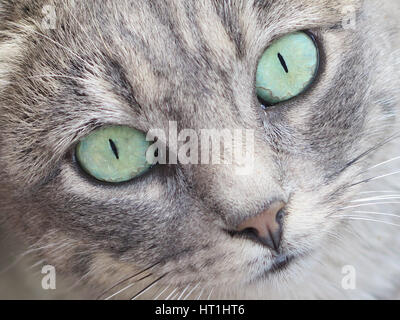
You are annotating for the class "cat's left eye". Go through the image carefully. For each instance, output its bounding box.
[75,126,154,183]
[256,31,319,106]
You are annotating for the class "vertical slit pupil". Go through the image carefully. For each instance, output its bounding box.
[277,53,289,73]
[109,139,119,159]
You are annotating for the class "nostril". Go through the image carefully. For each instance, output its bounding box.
[240,227,260,238]
[276,209,285,225]
[232,201,286,252]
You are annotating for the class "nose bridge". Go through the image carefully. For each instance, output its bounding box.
[184,141,284,221]
[172,100,284,220]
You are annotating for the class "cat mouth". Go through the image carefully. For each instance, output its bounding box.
[269,254,295,274]
[250,254,296,283]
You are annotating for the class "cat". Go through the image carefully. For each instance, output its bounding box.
[0,0,399,299]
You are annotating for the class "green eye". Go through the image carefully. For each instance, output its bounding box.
[76,126,153,183]
[256,31,319,105]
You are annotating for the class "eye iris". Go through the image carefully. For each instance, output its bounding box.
[256,31,319,105]
[76,126,152,183]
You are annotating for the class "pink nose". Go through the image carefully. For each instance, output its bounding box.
[237,201,286,252]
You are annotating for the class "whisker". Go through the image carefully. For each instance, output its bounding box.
[170,290,181,301]
[359,191,400,194]
[153,284,171,300]
[67,269,93,293]
[0,240,68,274]
[183,283,200,300]
[334,130,400,179]
[367,155,400,171]
[341,202,400,210]
[196,288,205,300]
[351,210,400,219]
[25,259,45,272]
[350,170,400,188]
[177,284,191,301]
[97,262,160,300]
[207,288,215,300]
[369,170,400,181]
[331,216,400,228]
[104,274,152,300]
[351,195,400,203]
[165,288,178,300]
[131,274,167,300]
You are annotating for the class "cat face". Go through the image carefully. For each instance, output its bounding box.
[0,0,398,298]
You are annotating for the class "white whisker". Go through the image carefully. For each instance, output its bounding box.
[332,216,400,228]
[207,288,215,300]
[352,210,400,219]
[370,170,400,181]
[165,288,178,300]
[0,240,68,274]
[177,284,191,301]
[170,290,182,301]
[341,202,400,210]
[131,277,163,300]
[104,273,153,300]
[367,156,400,170]
[153,284,171,300]
[351,195,400,203]
[360,191,400,194]
[105,282,136,300]
[184,283,200,300]
[196,288,205,300]
[26,259,45,271]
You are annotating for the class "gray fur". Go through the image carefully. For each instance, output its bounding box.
[0,0,399,299]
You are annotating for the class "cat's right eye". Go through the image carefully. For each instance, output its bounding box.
[256,31,319,106]
[75,126,154,183]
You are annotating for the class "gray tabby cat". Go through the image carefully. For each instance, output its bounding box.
[0,0,399,299]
